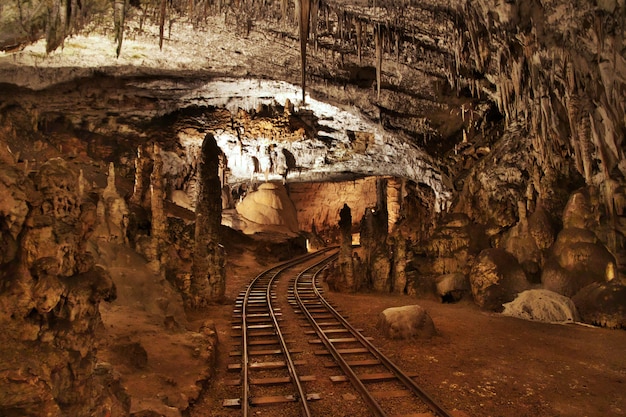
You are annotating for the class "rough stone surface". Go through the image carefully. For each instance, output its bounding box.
[542,228,616,297]
[376,305,436,340]
[190,133,226,306]
[502,289,579,323]
[435,272,470,303]
[469,248,531,311]
[573,282,626,329]
[235,182,299,234]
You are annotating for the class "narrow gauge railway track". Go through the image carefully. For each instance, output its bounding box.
[291,264,455,417]
[223,248,338,417]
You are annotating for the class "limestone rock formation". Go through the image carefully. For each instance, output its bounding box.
[573,282,626,329]
[502,289,579,323]
[360,178,392,292]
[0,157,125,416]
[334,203,356,292]
[501,203,555,282]
[189,133,225,307]
[410,213,487,296]
[376,305,436,340]
[435,272,471,303]
[542,190,617,297]
[469,248,531,311]
[235,182,299,234]
[94,162,129,244]
[288,178,378,232]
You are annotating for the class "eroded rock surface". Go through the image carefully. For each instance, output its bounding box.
[502,289,579,323]
[377,305,436,340]
[469,248,531,311]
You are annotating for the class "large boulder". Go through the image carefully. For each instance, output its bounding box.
[376,305,436,340]
[502,289,579,323]
[541,228,616,297]
[572,282,626,329]
[469,248,530,311]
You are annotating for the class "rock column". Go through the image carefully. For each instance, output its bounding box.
[337,203,355,292]
[189,134,225,307]
[361,178,391,292]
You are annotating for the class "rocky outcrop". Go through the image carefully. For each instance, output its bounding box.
[410,213,487,296]
[469,248,531,311]
[0,156,125,416]
[501,204,555,282]
[573,282,626,329]
[542,190,617,297]
[376,305,436,340]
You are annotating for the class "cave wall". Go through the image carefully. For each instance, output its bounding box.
[0,145,126,416]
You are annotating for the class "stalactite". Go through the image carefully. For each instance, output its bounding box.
[375,24,382,100]
[356,19,362,62]
[159,0,167,51]
[566,93,585,176]
[46,0,68,53]
[298,0,311,104]
[310,0,319,49]
[579,108,594,183]
[114,0,127,57]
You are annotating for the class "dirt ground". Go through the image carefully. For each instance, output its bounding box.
[188,249,626,417]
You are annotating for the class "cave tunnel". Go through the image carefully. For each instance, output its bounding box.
[1,0,626,416]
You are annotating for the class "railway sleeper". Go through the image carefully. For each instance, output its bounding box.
[329,371,418,383]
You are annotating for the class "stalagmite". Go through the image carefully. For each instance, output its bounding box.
[337,204,355,292]
[151,144,167,244]
[190,133,226,307]
[131,145,145,206]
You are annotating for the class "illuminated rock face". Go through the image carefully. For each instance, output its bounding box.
[236,182,299,234]
[288,178,379,232]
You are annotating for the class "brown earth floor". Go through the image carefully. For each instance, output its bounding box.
[188,250,626,417]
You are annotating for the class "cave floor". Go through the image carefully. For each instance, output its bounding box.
[186,252,626,417]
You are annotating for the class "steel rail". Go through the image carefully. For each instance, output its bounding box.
[240,248,336,416]
[294,259,454,417]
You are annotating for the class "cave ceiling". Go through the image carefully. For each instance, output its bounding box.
[0,0,480,207]
[0,0,625,217]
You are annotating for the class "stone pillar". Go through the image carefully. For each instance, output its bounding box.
[151,144,166,242]
[337,203,355,292]
[390,233,407,294]
[387,177,403,232]
[130,145,145,206]
[190,133,225,307]
[145,143,167,273]
[360,178,391,292]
